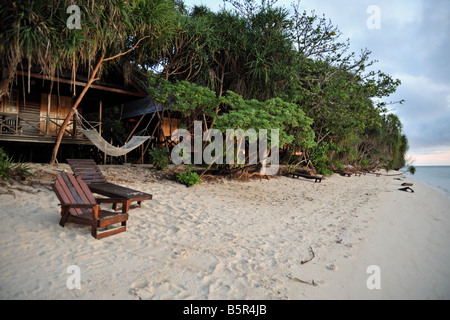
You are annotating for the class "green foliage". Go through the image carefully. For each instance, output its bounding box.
[148,147,170,170]
[0,148,14,180]
[382,159,395,173]
[215,91,315,147]
[177,165,201,187]
[360,158,369,169]
[332,159,344,171]
[1,0,409,174]
[1,0,178,96]
[14,162,34,179]
[149,77,218,121]
[84,106,127,142]
[309,142,340,175]
[161,1,408,173]
[0,148,33,181]
[408,165,416,175]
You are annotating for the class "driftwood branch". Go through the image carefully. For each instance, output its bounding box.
[301,246,315,265]
[286,274,317,286]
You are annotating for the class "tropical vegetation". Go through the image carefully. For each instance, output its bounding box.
[0,148,33,181]
[0,0,409,174]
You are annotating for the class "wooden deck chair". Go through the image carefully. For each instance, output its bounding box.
[335,171,353,177]
[287,172,323,183]
[67,159,152,213]
[52,172,129,239]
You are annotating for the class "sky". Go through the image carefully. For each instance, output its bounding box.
[183,0,450,166]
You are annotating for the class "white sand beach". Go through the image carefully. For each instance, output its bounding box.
[1,164,449,300]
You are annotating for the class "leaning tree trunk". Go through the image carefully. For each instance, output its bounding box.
[49,37,148,165]
[49,55,104,165]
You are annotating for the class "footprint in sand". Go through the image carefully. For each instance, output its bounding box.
[326,263,338,272]
[130,279,152,300]
[169,226,180,234]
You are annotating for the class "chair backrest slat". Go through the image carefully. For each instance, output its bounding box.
[67,159,107,184]
[53,179,75,211]
[53,172,95,216]
[65,173,94,205]
[56,173,84,216]
[76,176,97,204]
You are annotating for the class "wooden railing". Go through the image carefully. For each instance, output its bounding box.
[0,114,100,140]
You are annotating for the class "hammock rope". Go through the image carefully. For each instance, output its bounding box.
[75,110,153,157]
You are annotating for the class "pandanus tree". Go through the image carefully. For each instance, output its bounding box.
[0,0,178,164]
[1,0,408,172]
[159,3,296,102]
[154,0,407,173]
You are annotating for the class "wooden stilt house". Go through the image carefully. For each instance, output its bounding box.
[0,66,147,162]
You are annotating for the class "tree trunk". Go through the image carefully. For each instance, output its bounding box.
[49,55,104,165]
[49,37,148,165]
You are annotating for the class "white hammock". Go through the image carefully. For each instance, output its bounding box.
[75,110,152,157]
[80,128,150,157]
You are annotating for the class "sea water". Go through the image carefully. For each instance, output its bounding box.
[405,166,450,200]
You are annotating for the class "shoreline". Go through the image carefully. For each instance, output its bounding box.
[1,164,449,300]
[408,174,450,202]
[305,176,450,299]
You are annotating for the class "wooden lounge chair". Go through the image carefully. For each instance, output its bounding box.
[362,170,381,177]
[335,171,352,177]
[287,172,323,183]
[67,159,152,213]
[52,172,129,239]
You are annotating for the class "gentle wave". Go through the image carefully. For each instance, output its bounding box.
[405,166,450,199]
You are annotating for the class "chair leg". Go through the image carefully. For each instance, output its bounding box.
[91,225,98,239]
[122,200,131,213]
[60,209,70,227]
[112,200,130,213]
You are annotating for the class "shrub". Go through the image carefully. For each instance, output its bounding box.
[309,142,339,175]
[177,166,201,187]
[360,158,369,169]
[0,148,14,180]
[382,159,395,173]
[148,147,170,170]
[0,148,33,181]
[14,162,34,179]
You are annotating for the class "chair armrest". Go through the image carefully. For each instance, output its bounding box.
[95,198,126,204]
[60,203,99,208]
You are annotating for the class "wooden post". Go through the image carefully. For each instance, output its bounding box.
[99,99,105,164]
[73,113,77,139]
[46,93,51,135]
[99,99,102,136]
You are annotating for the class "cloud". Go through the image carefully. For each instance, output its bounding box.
[416,0,450,84]
[390,73,450,149]
[305,0,450,150]
[408,147,450,166]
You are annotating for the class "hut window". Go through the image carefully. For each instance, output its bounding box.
[1,90,18,114]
